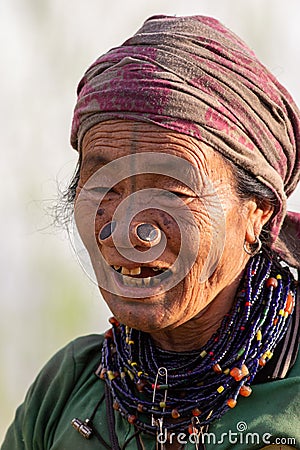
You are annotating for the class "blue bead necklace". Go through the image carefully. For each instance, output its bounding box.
[99,251,296,437]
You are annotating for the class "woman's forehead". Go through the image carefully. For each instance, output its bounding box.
[81,120,227,174]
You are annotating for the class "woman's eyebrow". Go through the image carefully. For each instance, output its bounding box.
[82,152,112,167]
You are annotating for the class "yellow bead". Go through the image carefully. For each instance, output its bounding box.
[265,350,273,359]
[137,371,143,377]
[256,330,262,341]
[127,370,134,380]
[159,402,166,408]
[107,370,115,380]
[200,350,207,358]
[217,386,225,394]
[223,368,230,375]
[276,274,282,280]
[279,309,285,316]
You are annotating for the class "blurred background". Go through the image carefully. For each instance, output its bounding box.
[1,0,300,441]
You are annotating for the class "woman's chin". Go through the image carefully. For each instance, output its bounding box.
[100,288,183,332]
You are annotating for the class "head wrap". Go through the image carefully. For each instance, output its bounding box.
[71,15,300,267]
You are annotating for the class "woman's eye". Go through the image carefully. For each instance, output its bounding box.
[91,187,112,194]
[161,190,194,199]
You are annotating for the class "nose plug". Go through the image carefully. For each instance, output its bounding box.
[98,221,161,246]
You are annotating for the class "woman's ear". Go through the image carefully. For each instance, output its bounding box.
[245,200,274,244]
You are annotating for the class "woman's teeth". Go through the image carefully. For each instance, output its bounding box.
[122,275,159,287]
[112,265,169,287]
[118,266,141,275]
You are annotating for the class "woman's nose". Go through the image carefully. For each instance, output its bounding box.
[98,220,161,248]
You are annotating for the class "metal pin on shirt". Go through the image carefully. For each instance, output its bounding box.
[71,417,93,439]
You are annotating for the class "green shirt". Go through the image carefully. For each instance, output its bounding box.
[1,334,299,449]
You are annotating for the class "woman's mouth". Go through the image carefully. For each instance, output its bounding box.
[111,265,172,288]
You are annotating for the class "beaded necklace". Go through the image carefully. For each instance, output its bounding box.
[99,251,296,440]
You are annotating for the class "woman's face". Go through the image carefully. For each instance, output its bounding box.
[75,120,253,333]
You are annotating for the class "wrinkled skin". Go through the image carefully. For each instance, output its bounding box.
[75,120,273,351]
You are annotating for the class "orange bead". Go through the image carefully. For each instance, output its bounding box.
[227,398,237,408]
[284,293,294,315]
[241,364,249,377]
[171,409,180,419]
[230,367,243,381]
[100,368,107,380]
[239,385,252,397]
[192,408,201,416]
[259,357,266,367]
[266,277,278,288]
[127,415,137,424]
[212,364,222,374]
[137,403,145,413]
[136,379,147,392]
[113,400,120,410]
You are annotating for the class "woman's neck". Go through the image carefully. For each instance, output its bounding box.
[150,275,242,352]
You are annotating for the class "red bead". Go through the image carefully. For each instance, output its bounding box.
[273,318,279,326]
[266,277,278,288]
[171,409,180,419]
[240,326,245,331]
[188,424,197,435]
[227,398,237,408]
[245,302,252,307]
[192,408,201,416]
[136,379,147,392]
[239,385,252,397]
[212,364,222,374]
[229,367,243,381]
[127,415,137,424]
[104,328,113,339]
[109,316,120,327]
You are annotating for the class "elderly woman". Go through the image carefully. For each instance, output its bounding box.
[2,15,300,450]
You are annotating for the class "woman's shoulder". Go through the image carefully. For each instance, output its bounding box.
[1,334,104,450]
[30,333,104,387]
